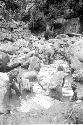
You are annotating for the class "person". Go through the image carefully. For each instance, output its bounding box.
[71,83,78,101]
[0,52,10,72]
[8,69,21,98]
[50,85,62,101]
[44,24,53,40]
[55,85,63,101]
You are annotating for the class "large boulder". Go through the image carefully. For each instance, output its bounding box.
[38,65,56,90]
[70,56,83,71]
[0,72,9,113]
[49,71,67,89]
[69,38,83,70]
[38,63,68,91]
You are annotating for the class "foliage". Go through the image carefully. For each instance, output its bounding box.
[0,0,83,33]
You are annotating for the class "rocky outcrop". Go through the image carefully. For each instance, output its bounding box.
[0,72,9,113]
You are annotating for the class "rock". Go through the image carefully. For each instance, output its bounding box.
[70,56,83,71]
[69,38,83,70]
[25,50,35,60]
[21,61,30,69]
[43,43,54,55]
[70,102,83,124]
[28,55,41,72]
[38,62,68,91]
[67,33,83,37]
[49,71,67,89]
[55,60,70,73]
[0,52,10,71]
[76,83,83,100]
[0,72,9,113]
[72,70,83,82]
[70,38,83,56]
[38,65,57,90]
[7,62,21,72]
[32,82,44,94]
[78,49,83,63]
[17,38,29,48]
[0,43,19,55]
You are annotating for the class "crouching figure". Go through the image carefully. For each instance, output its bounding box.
[8,69,21,98]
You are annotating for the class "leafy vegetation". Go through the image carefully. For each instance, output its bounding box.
[0,0,83,34]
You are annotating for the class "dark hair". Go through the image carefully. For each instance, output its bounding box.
[71,83,77,91]
[57,65,64,71]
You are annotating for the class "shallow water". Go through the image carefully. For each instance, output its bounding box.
[1,85,74,115]
[2,90,54,114]
[0,89,74,125]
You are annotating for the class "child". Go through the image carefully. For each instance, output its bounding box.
[71,83,78,101]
